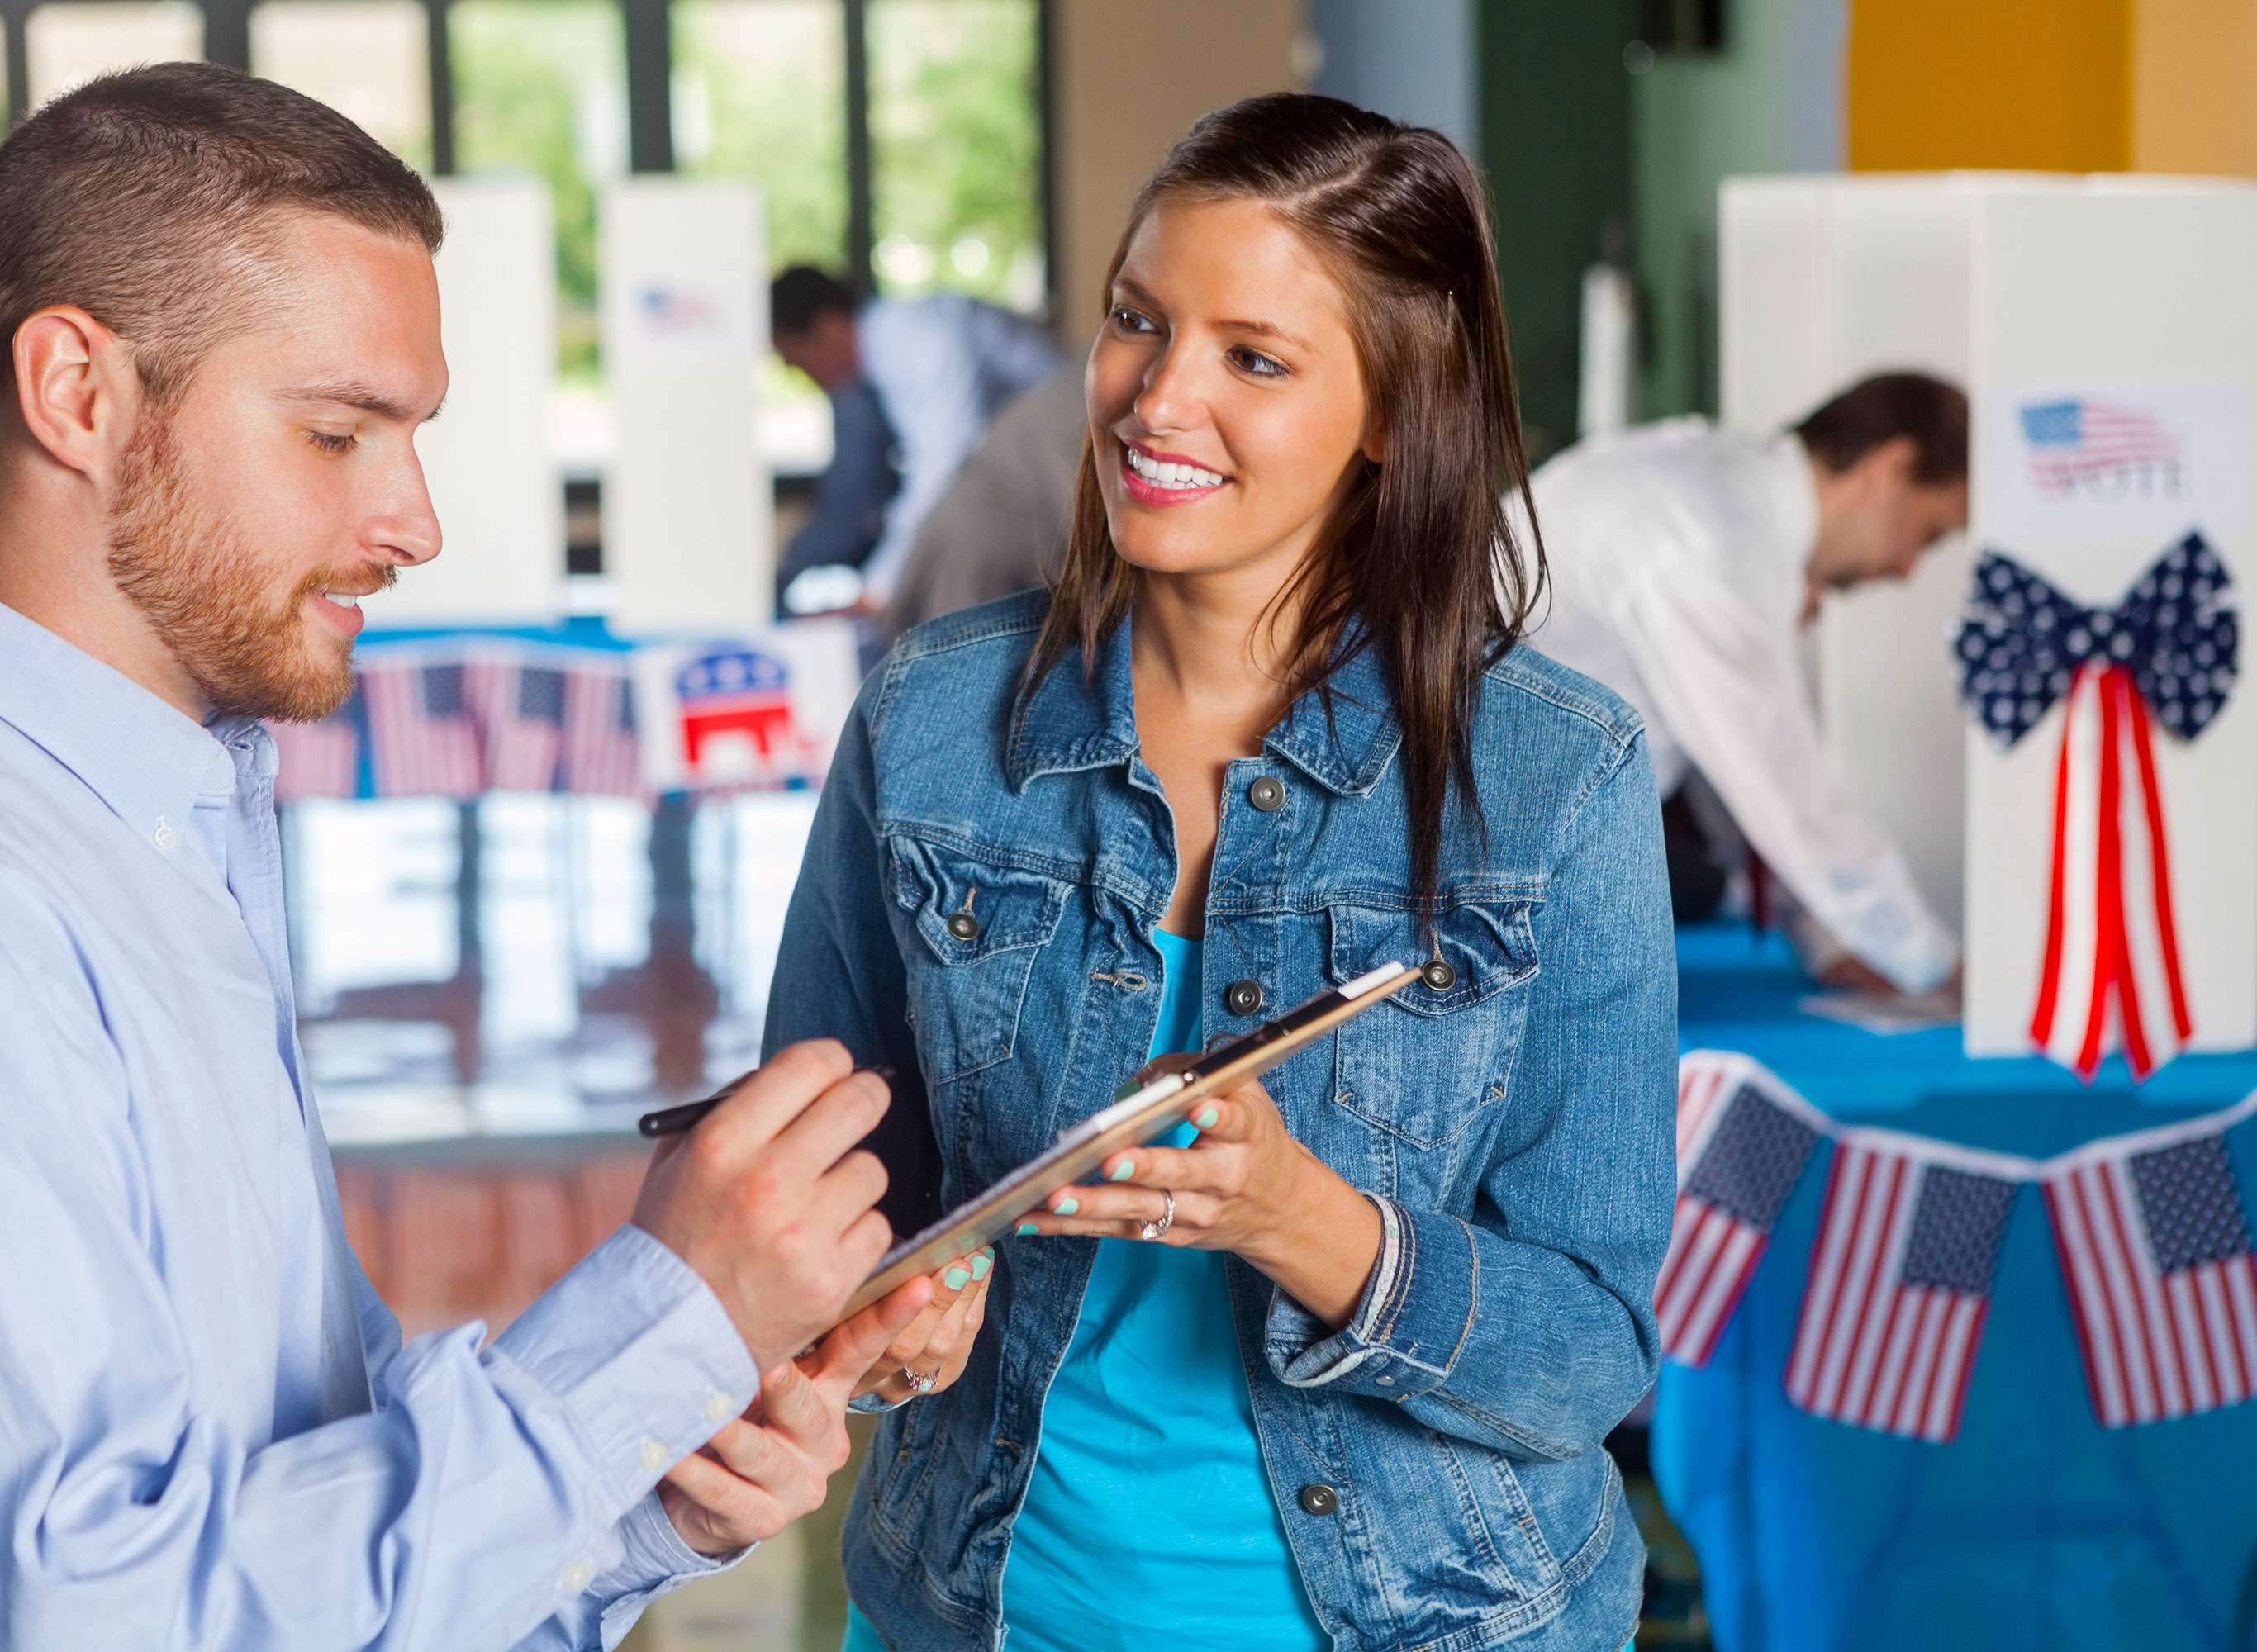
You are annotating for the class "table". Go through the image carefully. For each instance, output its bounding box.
[1656,923,2257,1652]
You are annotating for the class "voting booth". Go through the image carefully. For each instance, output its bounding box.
[1722,173,2257,1063]
[1660,175,2257,1652]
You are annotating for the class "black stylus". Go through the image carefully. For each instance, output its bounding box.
[637,1067,896,1138]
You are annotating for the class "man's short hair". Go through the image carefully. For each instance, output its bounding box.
[0,62,443,407]
[771,266,859,338]
[1794,372,1969,485]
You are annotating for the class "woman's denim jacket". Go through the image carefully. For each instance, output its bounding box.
[765,592,1677,1652]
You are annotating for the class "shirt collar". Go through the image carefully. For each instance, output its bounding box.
[1002,610,1402,799]
[0,601,236,864]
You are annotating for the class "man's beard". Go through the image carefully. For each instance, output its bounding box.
[106,415,392,723]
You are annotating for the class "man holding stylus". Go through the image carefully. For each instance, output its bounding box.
[0,64,971,1650]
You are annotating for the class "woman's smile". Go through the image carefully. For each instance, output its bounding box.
[1118,434,1232,506]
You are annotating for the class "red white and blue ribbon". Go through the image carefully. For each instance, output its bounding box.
[1955,535,2237,1080]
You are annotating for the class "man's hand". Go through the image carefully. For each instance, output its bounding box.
[631,1039,894,1372]
[658,1280,934,1556]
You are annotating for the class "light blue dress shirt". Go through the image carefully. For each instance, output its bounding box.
[0,601,757,1650]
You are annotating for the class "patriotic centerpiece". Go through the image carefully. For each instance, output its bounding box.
[1664,1052,2257,1439]
[1954,534,2238,1080]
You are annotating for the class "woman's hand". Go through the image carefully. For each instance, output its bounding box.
[852,1250,993,1407]
[659,1275,931,1556]
[1011,1061,1382,1328]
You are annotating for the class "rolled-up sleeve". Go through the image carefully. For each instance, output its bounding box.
[1262,729,1678,1462]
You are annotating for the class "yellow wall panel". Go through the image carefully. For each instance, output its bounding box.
[2131,0,2257,174]
[1848,0,2131,172]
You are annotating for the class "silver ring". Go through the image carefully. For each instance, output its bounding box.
[1138,1189,1176,1241]
[900,1367,938,1394]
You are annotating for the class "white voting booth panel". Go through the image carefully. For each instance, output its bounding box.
[1723,174,2257,1058]
[1722,177,1974,934]
[601,178,771,633]
[366,176,561,625]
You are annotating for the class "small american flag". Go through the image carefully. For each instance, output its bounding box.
[363,659,483,799]
[267,685,363,801]
[2021,398,2179,496]
[1785,1143,2017,1441]
[563,666,641,796]
[465,659,568,793]
[2046,1131,2257,1427]
[1655,1067,1823,1365]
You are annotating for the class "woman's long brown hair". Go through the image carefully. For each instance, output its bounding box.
[1015,93,1544,914]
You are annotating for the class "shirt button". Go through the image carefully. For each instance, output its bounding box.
[639,1437,668,1470]
[558,1559,593,1593]
[946,911,981,940]
[1224,979,1263,1016]
[152,817,175,849]
[1247,776,1286,812]
[1422,959,1458,991]
[704,1389,736,1422]
[1299,1483,1341,1517]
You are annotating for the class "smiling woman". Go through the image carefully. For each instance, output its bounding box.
[771,93,1679,1652]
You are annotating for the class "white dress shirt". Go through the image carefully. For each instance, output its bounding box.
[1526,418,1960,995]
[857,292,1062,604]
[0,601,754,1650]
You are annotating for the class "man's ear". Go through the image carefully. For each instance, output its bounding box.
[12,306,139,479]
[1860,433,1920,492]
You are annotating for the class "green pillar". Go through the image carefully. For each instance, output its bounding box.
[1476,0,1633,462]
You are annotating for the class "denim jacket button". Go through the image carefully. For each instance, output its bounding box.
[1224,979,1263,1016]
[1421,958,1457,991]
[1298,1483,1340,1517]
[1247,776,1286,812]
[946,912,981,940]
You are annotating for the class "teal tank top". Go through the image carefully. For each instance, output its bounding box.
[844,928,1327,1650]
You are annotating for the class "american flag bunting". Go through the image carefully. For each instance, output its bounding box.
[1784,1139,2018,1441]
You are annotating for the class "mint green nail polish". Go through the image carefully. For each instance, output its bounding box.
[943,1266,970,1290]
[969,1252,992,1281]
[1195,1107,1219,1129]
[1055,1195,1079,1215]
[1109,1161,1135,1182]
[1016,1222,1038,1236]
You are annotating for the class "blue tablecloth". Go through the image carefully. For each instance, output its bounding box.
[1656,923,2257,1652]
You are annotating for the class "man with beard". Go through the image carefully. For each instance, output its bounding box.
[0,64,964,1650]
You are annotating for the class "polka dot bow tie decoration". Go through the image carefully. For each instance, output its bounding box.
[1955,532,2237,747]
[1952,533,2240,1083]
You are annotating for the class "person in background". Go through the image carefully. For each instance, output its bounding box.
[0,66,984,1650]
[1529,373,1970,997]
[880,364,1085,639]
[770,265,1060,615]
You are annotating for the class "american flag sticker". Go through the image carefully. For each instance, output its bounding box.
[2046,1125,2257,1427]
[2020,398,2180,498]
[1655,1066,1824,1366]
[1785,1143,2017,1442]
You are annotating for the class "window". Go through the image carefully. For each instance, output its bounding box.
[26,0,202,106]
[451,0,626,382]
[252,0,433,171]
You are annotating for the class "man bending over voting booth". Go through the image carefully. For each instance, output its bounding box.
[1531,374,1970,996]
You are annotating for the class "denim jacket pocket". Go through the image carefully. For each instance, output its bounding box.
[889,834,1071,1085]
[1326,897,1541,1149]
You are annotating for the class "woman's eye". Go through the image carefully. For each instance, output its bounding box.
[1110,305,1154,335]
[1227,346,1286,379]
[308,430,357,455]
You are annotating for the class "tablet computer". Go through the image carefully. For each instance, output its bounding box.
[836,960,1414,1320]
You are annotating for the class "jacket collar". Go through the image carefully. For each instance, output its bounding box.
[0,600,240,861]
[1003,611,1402,799]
